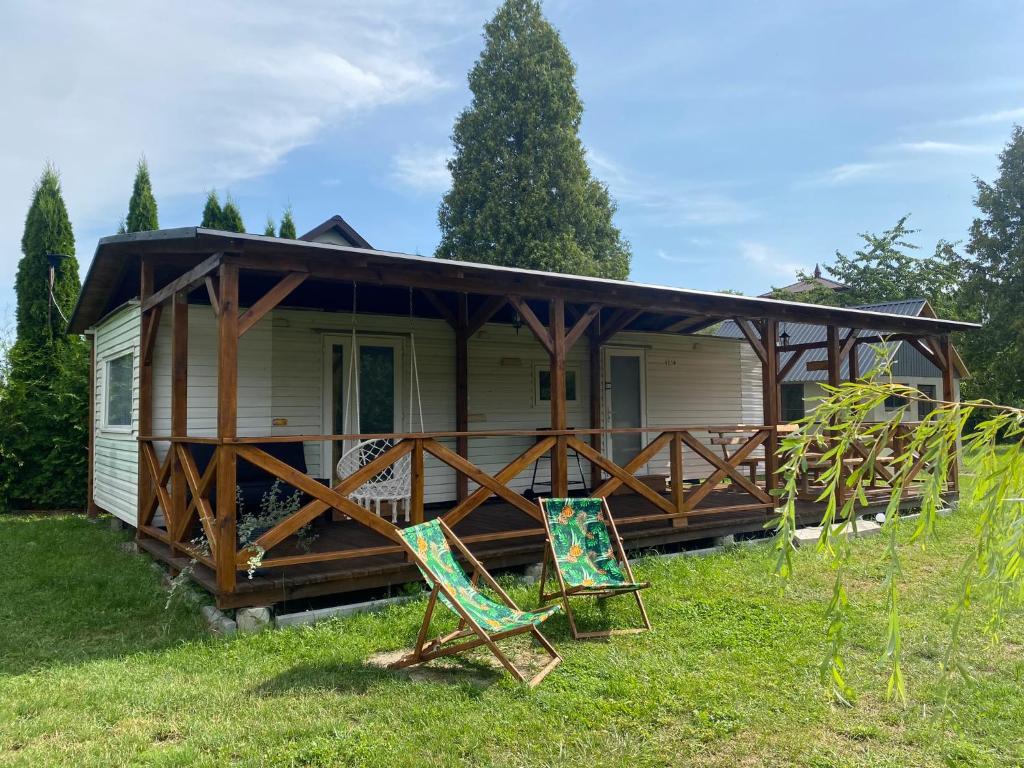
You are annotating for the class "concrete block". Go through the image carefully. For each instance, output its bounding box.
[236,606,273,633]
[120,541,139,555]
[110,517,125,532]
[522,563,544,584]
[713,534,736,548]
[274,594,415,629]
[793,520,881,547]
[201,605,237,636]
[792,526,823,547]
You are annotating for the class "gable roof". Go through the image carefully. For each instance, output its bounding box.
[717,298,969,380]
[760,264,849,297]
[299,215,372,248]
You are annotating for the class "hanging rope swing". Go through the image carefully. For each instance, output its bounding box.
[336,284,425,523]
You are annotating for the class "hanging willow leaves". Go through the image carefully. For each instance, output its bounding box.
[770,347,1024,704]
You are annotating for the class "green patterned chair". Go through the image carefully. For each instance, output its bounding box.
[538,497,651,639]
[390,518,562,687]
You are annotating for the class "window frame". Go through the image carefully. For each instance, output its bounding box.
[780,382,805,423]
[534,364,579,405]
[103,351,134,432]
[917,384,937,420]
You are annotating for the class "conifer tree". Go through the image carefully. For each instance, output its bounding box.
[201,190,223,228]
[220,195,245,233]
[263,216,276,237]
[437,0,630,279]
[125,157,159,232]
[278,205,297,239]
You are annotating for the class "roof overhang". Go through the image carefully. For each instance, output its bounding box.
[69,228,982,337]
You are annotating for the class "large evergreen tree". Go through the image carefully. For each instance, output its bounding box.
[963,126,1024,406]
[0,166,88,510]
[263,215,276,237]
[436,0,630,279]
[125,157,159,232]
[201,190,223,228]
[220,195,245,233]
[278,205,297,239]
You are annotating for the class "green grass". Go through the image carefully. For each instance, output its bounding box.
[1,511,1022,767]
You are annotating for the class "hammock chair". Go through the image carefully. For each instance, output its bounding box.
[336,285,425,523]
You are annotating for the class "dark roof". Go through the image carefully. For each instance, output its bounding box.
[299,215,372,248]
[68,228,981,338]
[760,265,849,297]
[717,299,968,379]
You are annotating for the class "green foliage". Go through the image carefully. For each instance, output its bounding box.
[263,215,276,237]
[220,195,245,233]
[1,166,88,511]
[772,359,1023,705]
[125,157,159,232]
[278,205,297,239]
[767,216,969,320]
[200,190,223,228]
[437,0,630,279]
[15,166,78,349]
[962,125,1024,407]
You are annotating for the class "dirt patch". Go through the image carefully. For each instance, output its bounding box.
[368,636,554,687]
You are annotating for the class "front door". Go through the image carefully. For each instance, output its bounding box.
[322,335,403,479]
[603,348,647,469]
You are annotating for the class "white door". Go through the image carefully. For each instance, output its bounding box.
[603,348,647,469]
[322,335,404,478]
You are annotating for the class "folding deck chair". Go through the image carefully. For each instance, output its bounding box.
[390,518,562,687]
[538,497,652,639]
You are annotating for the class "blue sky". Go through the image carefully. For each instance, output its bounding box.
[2,0,1023,322]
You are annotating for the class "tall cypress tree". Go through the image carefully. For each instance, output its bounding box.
[125,157,159,232]
[220,195,245,233]
[14,166,79,348]
[278,205,297,239]
[201,190,223,228]
[0,165,88,510]
[263,215,276,237]
[963,125,1024,405]
[437,0,630,279]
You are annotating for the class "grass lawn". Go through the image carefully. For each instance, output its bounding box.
[1,509,1022,767]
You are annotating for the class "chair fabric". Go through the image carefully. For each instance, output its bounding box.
[543,497,639,590]
[398,519,559,633]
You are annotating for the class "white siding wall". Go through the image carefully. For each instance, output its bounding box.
[91,303,141,524]
[802,376,950,422]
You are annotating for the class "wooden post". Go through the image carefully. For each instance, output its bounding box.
[216,261,239,595]
[455,294,469,501]
[670,431,686,527]
[171,292,188,547]
[825,325,842,388]
[760,320,780,495]
[411,438,425,524]
[848,339,859,382]
[588,322,602,491]
[939,335,959,491]
[137,258,155,537]
[549,298,568,497]
[86,334,99,517]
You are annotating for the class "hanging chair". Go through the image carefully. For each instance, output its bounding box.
[336,285,425,523]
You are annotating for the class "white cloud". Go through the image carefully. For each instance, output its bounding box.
[0,0,480,315]
[894,140,995,155]
[801,162,890,188]
[946,107,1024,126]
[587,148,756,227]
[654,249,715,265]
[738,240,804,277]
[391,146,452,194]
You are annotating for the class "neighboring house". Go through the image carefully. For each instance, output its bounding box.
[718,299,968,423]
[70,219,975,607]
[759,264,849,298]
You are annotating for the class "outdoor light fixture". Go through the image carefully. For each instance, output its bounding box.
[512,309,523,335]
[779,324,790,345]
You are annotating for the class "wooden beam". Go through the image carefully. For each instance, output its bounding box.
[838,329,859,361]
[410,439,425,524]
[455,294,469,501]
[760,321,780,494]
[467,295,507,336]
[825,325,842,388]
[140,303,163,366]
[939,335,959,490]
[588,322,602,490]
[563,302,601,352]
[421,289,457,329]
[735,318,766,364]
[141,252,223,312]
[215,262,239,595]
[660,315,713,334]
[598,308,643,344]
[507,296,553,355]
[777,348,806,380]
[170,292,188,549]
[549,297,568,496]
[137,258,155,534]
[238,271,308,337]
[204,275,220,317]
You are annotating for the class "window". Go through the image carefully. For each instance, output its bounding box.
[917,384,937,420]
[884,393,907,411]
[536,367,578,403]
[781,383,805,422]
[104,353,133,428]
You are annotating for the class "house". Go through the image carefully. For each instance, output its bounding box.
[759,264,850,298]
[718,299,968,422]
[69,219,977,608]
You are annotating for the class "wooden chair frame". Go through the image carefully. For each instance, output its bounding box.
[538,498,652,640]
[390,519,561,688]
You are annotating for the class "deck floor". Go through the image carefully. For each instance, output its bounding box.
[141,486,920,608]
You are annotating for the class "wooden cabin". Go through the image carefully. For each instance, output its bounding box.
[68,221,976,609]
